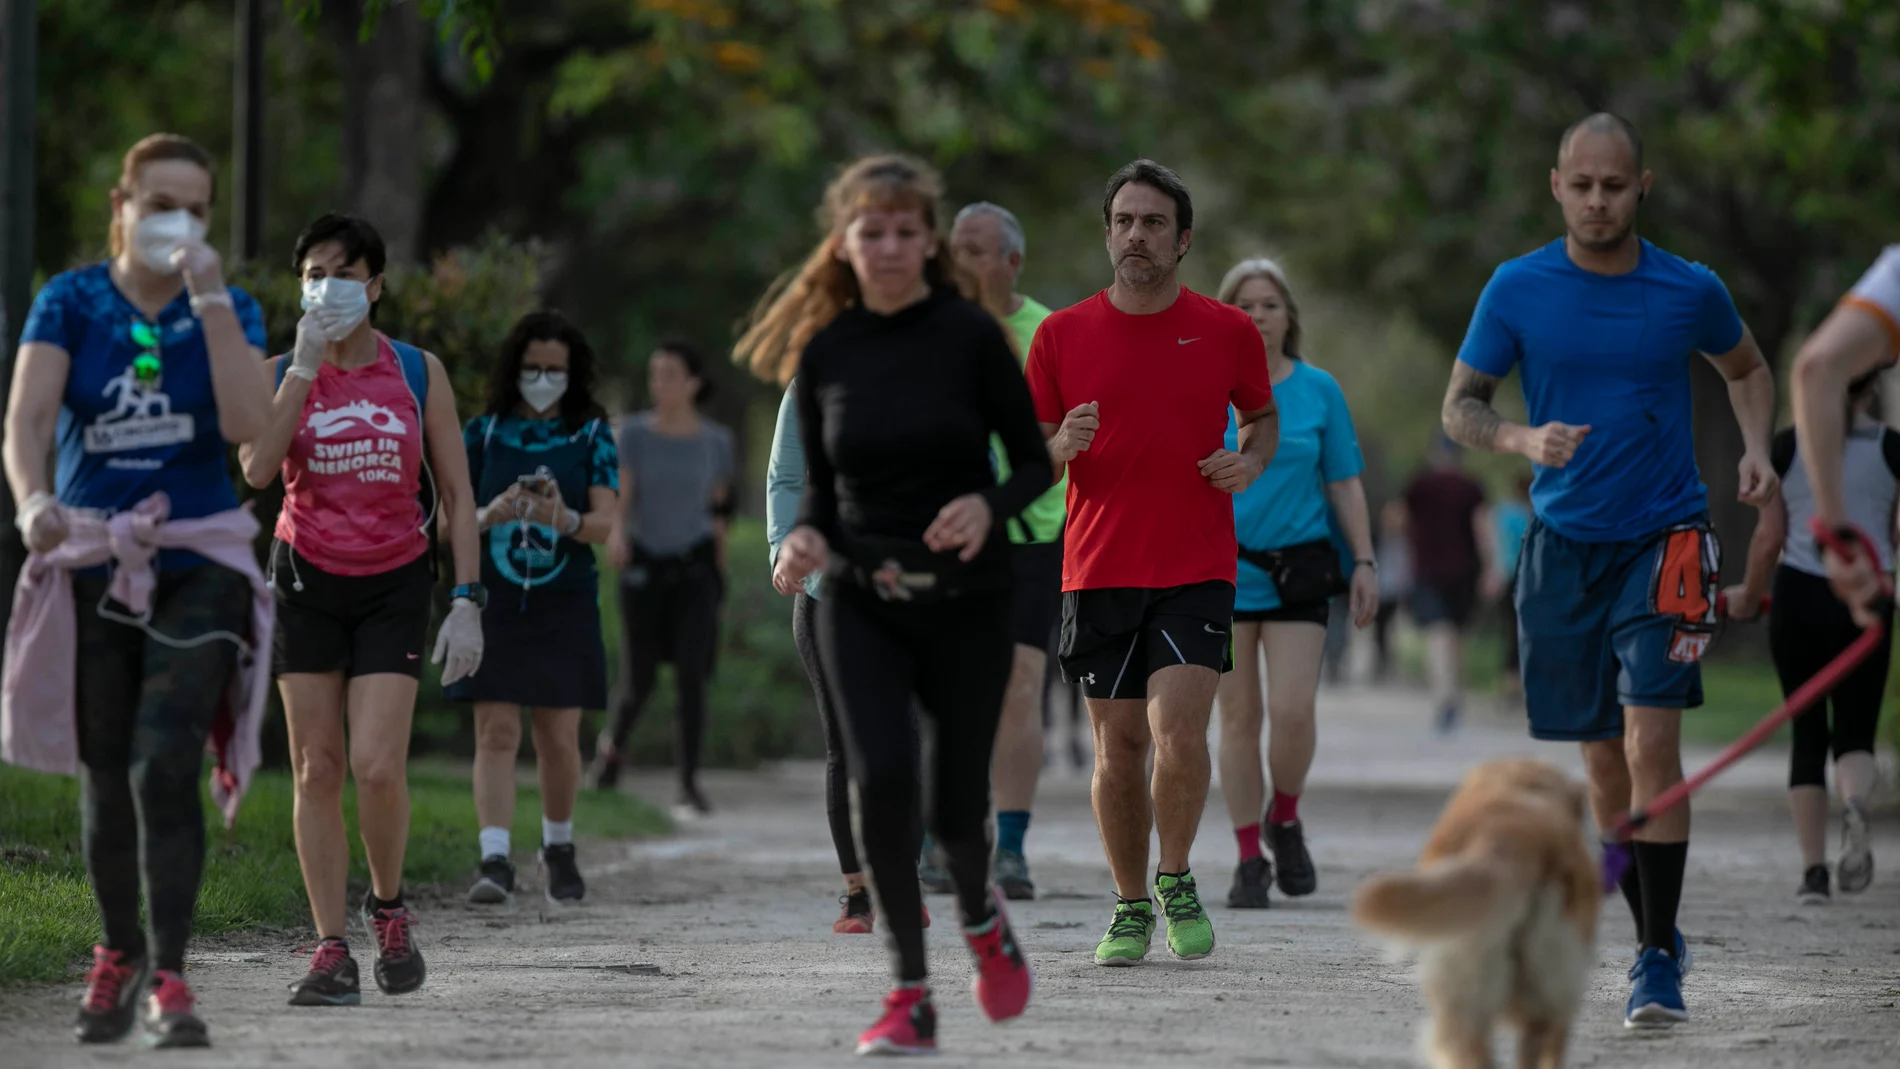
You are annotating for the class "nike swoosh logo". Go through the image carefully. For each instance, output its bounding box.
[1204,623,1226,635]
[1178,337,1200,345]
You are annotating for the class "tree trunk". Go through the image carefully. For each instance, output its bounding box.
[327,1,424,262]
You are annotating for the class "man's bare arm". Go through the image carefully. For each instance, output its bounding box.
[1441,363,1520,454]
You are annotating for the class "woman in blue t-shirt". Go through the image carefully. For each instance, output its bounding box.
[3,133,273,1047]
[1212,259,1378,910]
[450,312,619,908]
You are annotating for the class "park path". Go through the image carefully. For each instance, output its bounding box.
[3,685,1897,1068]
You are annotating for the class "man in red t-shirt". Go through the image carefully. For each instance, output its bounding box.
[1025,159,1277,966]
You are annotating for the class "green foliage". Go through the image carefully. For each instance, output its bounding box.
[283,0,503,81]
[0,764,666,983]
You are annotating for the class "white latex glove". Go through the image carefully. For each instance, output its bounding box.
[171,240,226,298]
[432,597,485,685]
[15,491,68,554]
[289,312,328,378]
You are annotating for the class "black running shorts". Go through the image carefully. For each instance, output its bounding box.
[1058,580,1234,700]
[271,543,435,679]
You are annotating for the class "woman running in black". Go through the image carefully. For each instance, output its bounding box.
[738,155,1046,1055]
[1724,373,1897,903]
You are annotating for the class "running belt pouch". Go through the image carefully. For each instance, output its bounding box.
[1238,538,1346,606]
[838,534,967,604]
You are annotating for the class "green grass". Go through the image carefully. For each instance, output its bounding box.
[0,762,665,984]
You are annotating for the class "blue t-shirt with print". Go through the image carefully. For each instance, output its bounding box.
[22,263,266,570]
[1226,362,1364,611]
[464,414,619,598]
[1455,239,1745,543]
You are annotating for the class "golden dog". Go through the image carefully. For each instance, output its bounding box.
[1352,758,1599,1069]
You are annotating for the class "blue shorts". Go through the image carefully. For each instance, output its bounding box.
[1517,516,1719,742]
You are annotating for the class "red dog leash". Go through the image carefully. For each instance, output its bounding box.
[1601,521,1890,893]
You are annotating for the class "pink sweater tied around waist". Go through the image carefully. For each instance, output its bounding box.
[0,493,275,825]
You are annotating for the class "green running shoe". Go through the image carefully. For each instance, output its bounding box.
[1093,899,1155,966]
[1155,871,1214,960]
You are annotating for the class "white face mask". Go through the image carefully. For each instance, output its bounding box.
[519,369,569,415]
[300,277,373,342]
[132,210,207,275]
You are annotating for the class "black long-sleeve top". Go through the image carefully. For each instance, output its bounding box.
[794,286,1053,591]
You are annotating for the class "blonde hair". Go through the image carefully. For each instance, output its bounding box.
[108,133,216,256]
[1217,256,1303,360]
[735,155,972,385]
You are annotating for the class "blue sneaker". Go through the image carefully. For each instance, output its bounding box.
[1634,929,1692,980]
[1625,947,1688,1030]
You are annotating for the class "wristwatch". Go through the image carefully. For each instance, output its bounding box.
[1355,558,1378,572]
[450,582,489,610]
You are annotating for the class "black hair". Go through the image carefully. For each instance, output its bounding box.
[652,336,715,406]
[1558,112,1644,172]
[292,212,388,277]
[484,310,607,431]
[1102,159,1194,236]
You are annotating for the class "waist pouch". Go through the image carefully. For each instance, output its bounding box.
[625,539,717,589]
[1238,538,1346,606]
[835,534,981,604]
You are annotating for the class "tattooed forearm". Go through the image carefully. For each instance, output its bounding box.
[1441,364,1507,452]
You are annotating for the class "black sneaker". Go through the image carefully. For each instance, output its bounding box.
[1226,856,1273,909]
[287,938,361,1006]
[361,893,426,995]
[1264,820,1317,897]
[74,945,149,1043]
[1797,864,1831,906]
[142,970,209,1048]
[993,848,1036,901]
[541,843,585,904]
[468,854,516,905]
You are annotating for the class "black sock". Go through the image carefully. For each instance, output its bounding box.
[1609,841,1645,944]
[1633,840,1687,956]
[371,890,405,912]
[1156,869,1189,880]
[1116,895,1153,906]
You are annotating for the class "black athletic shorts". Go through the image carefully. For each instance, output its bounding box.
[1234,598,1331,627]
[271,542,435,679]
[1009,541,1064,650]
[1058,580,1234,699]
[1410,582,1476,628]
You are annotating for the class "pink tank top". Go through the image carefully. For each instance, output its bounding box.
[275,334,430,576]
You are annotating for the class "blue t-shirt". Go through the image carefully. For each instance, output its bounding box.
[22,263,266,570]
[464,414,619,597]
[1225,362,1364,610]
[1456,239,1744,543]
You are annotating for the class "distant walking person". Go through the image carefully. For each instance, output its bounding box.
[1401,436,1492,732]
[593,340,733,820]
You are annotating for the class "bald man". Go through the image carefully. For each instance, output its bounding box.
[1438,112,1777,1030]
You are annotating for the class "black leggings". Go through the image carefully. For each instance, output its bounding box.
[71,565,250,974]
[818,582,1011,983]
[792,591,924,878]
[1770,566,1893,789]
[607,544,721,790]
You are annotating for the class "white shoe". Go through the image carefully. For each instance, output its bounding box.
[1838,802,1874,894]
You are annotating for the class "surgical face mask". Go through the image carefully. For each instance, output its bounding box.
[132,210,207,275]
[519,369,569,414]
[300,277,373,342]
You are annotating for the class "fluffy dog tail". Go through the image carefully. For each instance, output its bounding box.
[1351,855,1510,941]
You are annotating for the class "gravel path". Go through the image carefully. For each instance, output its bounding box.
[4,685,1897,1068]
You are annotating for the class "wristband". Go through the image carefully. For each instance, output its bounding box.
[1355,558,1378,571]
[189,291,234,314]
[559,507,582,537]
[285,364,318,382]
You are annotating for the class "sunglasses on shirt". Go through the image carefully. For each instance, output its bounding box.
[128,320,163,388]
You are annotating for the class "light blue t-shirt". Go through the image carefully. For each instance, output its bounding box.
[1226,362,1364,611]
[1493,499,1530,579]
[1456,239,1745,543]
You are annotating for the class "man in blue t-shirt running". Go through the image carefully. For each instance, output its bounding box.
[1439,113,1778,1031]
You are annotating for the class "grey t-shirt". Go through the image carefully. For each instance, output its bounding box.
[617,413,735,556]
[1771,415,1900,576]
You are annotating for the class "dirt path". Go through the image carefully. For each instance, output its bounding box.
[4,686,1898,1068]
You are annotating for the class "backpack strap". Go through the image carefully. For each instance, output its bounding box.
[386,338,429,416]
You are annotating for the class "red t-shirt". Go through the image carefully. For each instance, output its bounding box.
[1026,287,1273,591]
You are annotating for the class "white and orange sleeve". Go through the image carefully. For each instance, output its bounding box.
[1842,245,1900,362]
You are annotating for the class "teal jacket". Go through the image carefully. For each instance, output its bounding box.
[765,382,823,599]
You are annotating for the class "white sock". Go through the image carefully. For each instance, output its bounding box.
[479,826,511,860]
[542,818,573,847]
